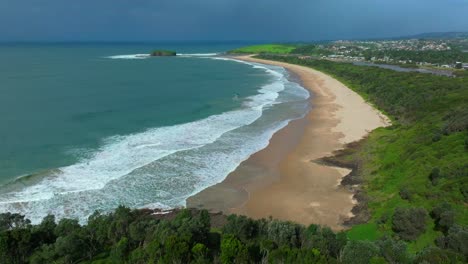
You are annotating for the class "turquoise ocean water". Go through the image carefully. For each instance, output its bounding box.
[0,43,309,223]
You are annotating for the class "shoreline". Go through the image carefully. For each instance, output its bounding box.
[187,55,390,230]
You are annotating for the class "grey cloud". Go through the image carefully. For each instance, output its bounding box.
[0,0,466,41]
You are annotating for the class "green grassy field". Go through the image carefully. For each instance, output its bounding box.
[229,44,297,54]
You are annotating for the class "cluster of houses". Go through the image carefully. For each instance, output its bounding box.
[314,39,468,71]
[455,62,468,70]
[333,39,452,52]
[454,61,468,70]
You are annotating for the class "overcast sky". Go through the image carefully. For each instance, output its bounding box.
[1,0,467,42]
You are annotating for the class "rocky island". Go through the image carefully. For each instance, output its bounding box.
[150,50,177,56]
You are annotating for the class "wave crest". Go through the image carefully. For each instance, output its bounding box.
[0,57,309,224]
[105,54,151,60]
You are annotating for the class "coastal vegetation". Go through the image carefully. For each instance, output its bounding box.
[150,50,176,56]
[1,208,466,263]
[255,54,468,254]
[290,45,334,57]
[357,49,468,65]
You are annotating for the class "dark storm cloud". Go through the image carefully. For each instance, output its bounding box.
[0,0,467,41]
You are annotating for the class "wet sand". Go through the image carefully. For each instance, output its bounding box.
[187,56,390,230]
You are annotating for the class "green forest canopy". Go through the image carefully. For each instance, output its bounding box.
[1,208,467,263]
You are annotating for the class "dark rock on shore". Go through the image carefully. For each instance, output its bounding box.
[150,50,177,56]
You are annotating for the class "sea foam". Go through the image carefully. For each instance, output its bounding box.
[106,54,151,59]
[177,53,219,57]
[0,57,309,223]
[105,53,220,60]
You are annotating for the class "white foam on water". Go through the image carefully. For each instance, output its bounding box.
[182,120,292,200]
[105,53,220,60]
[0,56,310,223]
[139,202,172,211]
[0,104,275,204]
[177,53,219,57]
[106,54,151,60]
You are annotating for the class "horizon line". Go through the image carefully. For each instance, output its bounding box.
[1,31,467,45]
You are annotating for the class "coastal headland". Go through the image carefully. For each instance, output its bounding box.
[187,55,390,230]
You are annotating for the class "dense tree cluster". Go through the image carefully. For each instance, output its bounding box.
[291,45,334,57]
[442,107,468,135]
[391,208,427,241]
[1,208,467,263]
[358,49,468,65]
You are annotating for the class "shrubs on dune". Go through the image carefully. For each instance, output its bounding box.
[431,202,455,233]
[429,167,442,185]
[461,183,468,203]
[221,214,259,242]
[445,225,468,258]
[265,220,303,248]
[465,134,468,150]
[375,236,411,264]
[0,209,343,263]
[415,246,462,264]
[399,187,413,201]
[1,207,468,263]
[340,240,380,264]
[392,207,428,241]
[220,234,249,263]
[441,107,468,135]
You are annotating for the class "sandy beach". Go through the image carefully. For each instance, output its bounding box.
[187,56,390,230]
